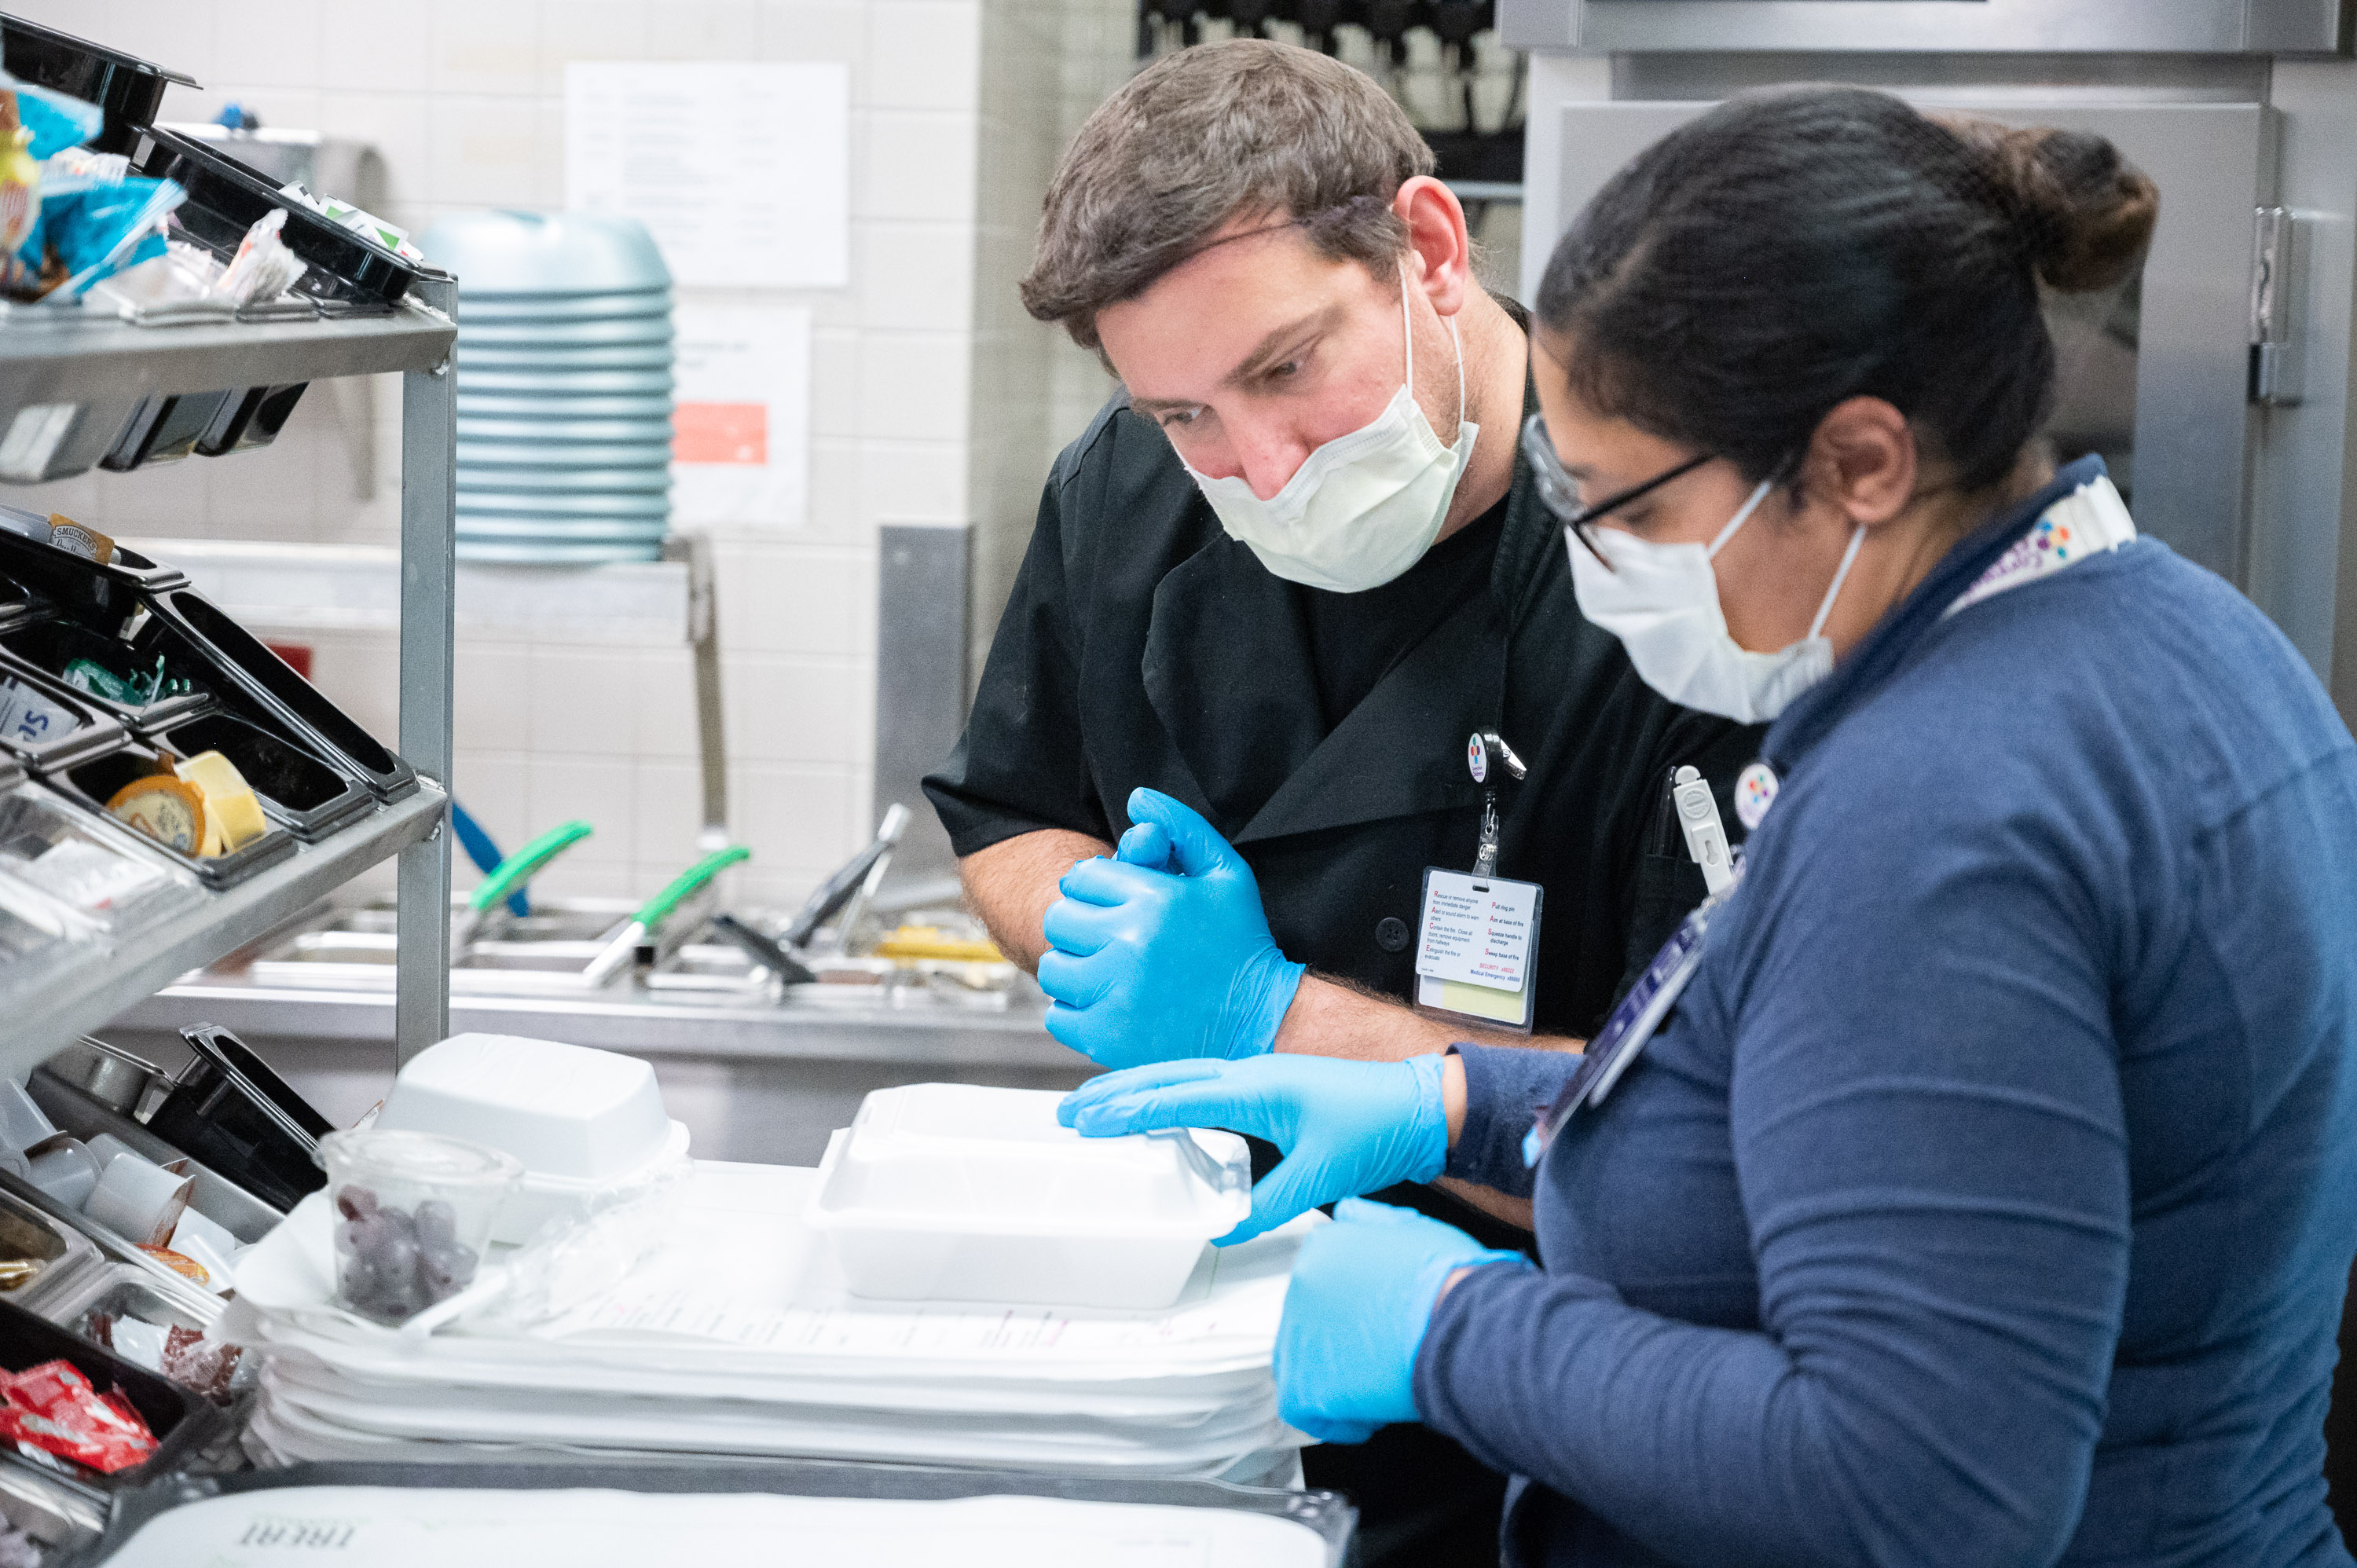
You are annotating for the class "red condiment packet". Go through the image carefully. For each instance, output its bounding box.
[0,1359,158,1474]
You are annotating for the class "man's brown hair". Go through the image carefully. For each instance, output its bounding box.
[1020,39,1437,351]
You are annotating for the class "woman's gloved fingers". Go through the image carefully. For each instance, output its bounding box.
[1056,1059,1228,1126]
[1285,1414,1382,1446]
[1115,822,1173,870]
[1331,1195,1424,1228]
[1125,787,1243,878]
[1061,1074,1270,1141]
[1216,1156,1332,1246]
[1056,854,1168,907]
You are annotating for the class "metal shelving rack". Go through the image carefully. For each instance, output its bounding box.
[0,277,459,1074]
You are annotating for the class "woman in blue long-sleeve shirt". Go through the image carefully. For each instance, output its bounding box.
[1061,87,2357,1564]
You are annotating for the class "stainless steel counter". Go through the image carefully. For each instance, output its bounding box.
[111,973,1081,1068]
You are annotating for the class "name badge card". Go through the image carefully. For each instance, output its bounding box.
[1413,868,1543,1033]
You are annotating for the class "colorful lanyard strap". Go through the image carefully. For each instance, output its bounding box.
[1523,865,1743,1167]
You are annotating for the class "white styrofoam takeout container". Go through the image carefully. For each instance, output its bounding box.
[804,1083,1252,1310]
[370,1033,688,1244]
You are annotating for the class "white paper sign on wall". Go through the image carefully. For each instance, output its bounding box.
[565,61,849,289]
[670,303,813,528]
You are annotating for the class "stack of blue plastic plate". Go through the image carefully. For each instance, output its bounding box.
[417,211,673,565]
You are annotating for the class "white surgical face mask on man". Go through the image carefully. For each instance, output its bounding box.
[1567,475,1865,724]
[1182,271,1477,594]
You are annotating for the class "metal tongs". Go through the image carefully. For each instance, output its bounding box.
[782,804,910,951]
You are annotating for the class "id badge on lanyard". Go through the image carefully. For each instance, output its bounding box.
[1522,841,1743,1167]
[1414,731,1545,1034]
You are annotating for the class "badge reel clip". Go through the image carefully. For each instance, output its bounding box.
[1523,766,1742,1166]
[1412,731,1544,1035]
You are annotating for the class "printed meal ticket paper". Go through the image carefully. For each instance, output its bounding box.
[99,1489,1329,1568]
[1415,870,1538,993]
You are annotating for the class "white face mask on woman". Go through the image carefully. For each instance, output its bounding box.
[1567,477,1865,724]
[1182,271,1477,595]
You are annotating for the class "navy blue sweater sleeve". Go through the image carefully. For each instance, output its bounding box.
[1442,1043,1579,1200]
[1414,764,2132,1567]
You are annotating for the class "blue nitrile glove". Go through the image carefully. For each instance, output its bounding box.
[1274,1196,1531,1444]
[1058,1051,1450,1244]
[1036,788,1305,1069]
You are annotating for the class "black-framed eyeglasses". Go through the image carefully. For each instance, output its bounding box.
[1522,413,1712,570]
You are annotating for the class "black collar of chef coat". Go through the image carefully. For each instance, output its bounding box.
[1138,342,1547,848]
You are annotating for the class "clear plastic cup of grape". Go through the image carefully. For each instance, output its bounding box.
[317,1129,523,1325]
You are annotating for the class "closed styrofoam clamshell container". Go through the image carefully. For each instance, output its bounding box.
[804,1083,1252,1310]
[371,1033,687,1244]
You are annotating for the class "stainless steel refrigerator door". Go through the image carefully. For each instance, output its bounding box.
[1523,99,2271,584]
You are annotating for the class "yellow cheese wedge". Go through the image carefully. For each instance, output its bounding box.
[105,775,207,854]
[174,750,266,853]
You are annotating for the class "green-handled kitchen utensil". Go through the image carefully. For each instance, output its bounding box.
[452,819,594,960]
[581,844,751,986]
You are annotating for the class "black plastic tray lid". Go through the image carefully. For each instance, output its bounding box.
[0,15,196,156]
[125,126,421,307]
[0,1296,227,1508]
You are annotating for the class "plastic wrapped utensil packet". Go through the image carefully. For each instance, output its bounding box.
[477,1152,691,1328]
[211,206,304,305]
[28,173,184,299]
[0,95,40,284]
[0,73,102,159]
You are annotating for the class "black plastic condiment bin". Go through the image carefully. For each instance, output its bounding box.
[0,610,386,837]
[0,533,416,803]
[99,391,232,472]
[0,651,126,774]
[0,526,187,613]
[148,588,419,802]
[144,709,372,843]
[0,1296,228,1508]
[124,126,423,307]
[0,16,196,156]
[39,738,296,889]
[0,614,218,732]
[145,1024,330,1214]
[194,383,309,457]
[64,1460,1358,1567]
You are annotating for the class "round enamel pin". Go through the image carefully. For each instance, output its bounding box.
[1734,762,1780,831]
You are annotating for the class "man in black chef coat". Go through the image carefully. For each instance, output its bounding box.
[922,38,1760,1567]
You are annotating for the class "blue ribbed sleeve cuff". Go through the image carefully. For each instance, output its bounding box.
[1442,1042,1582,1200]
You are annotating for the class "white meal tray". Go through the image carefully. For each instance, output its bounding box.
[228,1161,1313,1383]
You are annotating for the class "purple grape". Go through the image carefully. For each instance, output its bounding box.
[413,1200,457,1251]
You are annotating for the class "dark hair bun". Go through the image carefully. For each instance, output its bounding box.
[1934,115,2159,293]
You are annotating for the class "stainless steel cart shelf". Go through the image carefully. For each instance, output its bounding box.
[0,285,462,1075]
[7,786,445,1075]
[0,302,455,404]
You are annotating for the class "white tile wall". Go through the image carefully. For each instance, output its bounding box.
[0,0,1138,913]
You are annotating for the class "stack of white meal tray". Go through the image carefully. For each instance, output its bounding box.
[223,1157,1314,1480]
